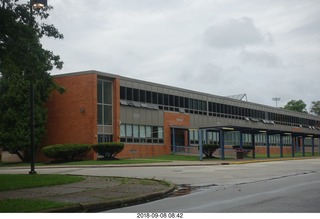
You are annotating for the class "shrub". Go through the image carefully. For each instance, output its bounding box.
[203,144,219,158]
[42,144,91,161]
[91,142,124,159]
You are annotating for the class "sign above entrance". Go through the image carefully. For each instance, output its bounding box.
[176,118,184,122]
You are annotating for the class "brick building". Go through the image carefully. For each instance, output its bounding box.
[38,70,320,161]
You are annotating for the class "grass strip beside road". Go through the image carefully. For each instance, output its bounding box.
[0,199,73,213]
[0,154,200,167]
[0,174,85,192]
[0,174,85,212]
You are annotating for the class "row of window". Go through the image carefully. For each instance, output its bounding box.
[192,131,314,146]
[120,86,320,128]
[120,124,164,144]
[120,86,207,111]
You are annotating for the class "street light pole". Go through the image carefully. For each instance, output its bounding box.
[28,0,48,175]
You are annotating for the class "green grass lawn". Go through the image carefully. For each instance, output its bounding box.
[0,199,72,213]
[0,154,201,167]
[0,174,85,192]
[0,174,85,212]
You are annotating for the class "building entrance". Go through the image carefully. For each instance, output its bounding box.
[171,129,185,147]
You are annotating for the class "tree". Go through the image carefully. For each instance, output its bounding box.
[283,100,308,113]
[0,0,64,162]
[310,101,320,116]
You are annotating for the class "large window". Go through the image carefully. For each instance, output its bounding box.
[189,130,199,145]
[120,123,164,144]
[97,80,112,125]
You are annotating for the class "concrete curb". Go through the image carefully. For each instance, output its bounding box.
[5,156,318,170]
[43,183,176,213]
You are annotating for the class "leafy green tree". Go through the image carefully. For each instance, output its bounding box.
[0,0,64,161]
[283,100,308,113]
[310,101,320,116]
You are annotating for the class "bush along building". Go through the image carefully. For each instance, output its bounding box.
[38,70,320,161]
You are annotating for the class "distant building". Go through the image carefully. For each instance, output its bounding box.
[36,70,320,161]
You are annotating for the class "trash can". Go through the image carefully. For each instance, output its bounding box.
[236,148,244,159]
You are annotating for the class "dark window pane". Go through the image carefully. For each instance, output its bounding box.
[146,91,152,103]
[169,95,174,106]
[152,126,158,138]
[158,93,163,105]
[98,80,103,103]
[103,81,112,104]
[164,94,169,106]
[104,105,112,125]
[127,88,133,101]
[174,96,179,107]
[213,102,217,112]
[209,102,213,112]
[120,86,126,100]
[140,90,146,102]
[152,92,158,104]
[133,89,139,101]
[202,101,207,111]
[185,98,189,109]
[217,103,221,113]
[179,97,184,108]
[97,105,102,124]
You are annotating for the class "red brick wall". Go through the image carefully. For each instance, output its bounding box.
[40,73,98,161]
[254,146,293,155]
[118,144,167,159]
[113,78,120,143]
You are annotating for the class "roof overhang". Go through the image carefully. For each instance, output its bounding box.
[199,125,320,138]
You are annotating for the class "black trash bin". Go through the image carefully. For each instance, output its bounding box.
[236,148,244,159]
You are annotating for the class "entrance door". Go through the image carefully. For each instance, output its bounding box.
[171,128,186,151]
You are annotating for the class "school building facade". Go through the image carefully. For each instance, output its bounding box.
[37,70,320,161]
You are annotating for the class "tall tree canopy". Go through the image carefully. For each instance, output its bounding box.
[310,101,320,116]
[283,100,307,113]
[0,0,64,161]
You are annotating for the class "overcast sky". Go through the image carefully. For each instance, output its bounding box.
[40,0,320,109]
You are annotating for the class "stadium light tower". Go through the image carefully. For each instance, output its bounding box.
[272,97,281,107]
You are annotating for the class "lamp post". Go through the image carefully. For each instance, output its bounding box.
[28,0,47,175]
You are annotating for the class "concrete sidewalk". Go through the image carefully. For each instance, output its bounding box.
[0,157,318,212]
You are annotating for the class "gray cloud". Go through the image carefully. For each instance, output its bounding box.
[289,17,320,40]
[41,0,320,109]
[203,17,272,49]
[240,50,283,68]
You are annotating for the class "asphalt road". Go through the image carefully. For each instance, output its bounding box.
[101,159,320,213]
[1,158,319,213]
[108,166,320,213]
